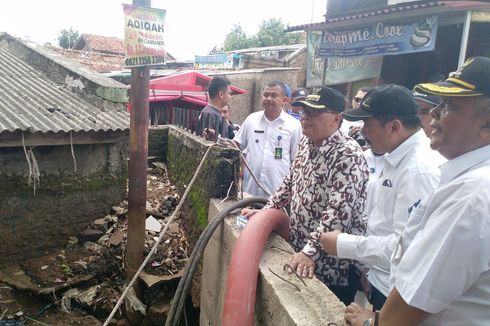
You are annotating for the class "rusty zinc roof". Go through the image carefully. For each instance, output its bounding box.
[287,0,490,31]
[0,42,129,134]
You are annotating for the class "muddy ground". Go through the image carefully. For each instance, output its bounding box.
[0,163,194,325]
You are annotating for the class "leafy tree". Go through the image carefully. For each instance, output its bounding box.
[223,24,254,51]
[256,18,300,47]
[57,27,79,49]
[222,19,302,51]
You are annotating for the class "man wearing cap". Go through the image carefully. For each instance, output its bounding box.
[242,87,369,305]
[234,81,302,197]
[287,88,308,120]
[320,84,440,310]
[412,90,442,137]
[343,57,490,326]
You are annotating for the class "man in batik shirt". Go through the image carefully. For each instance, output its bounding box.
[243,87,369,305]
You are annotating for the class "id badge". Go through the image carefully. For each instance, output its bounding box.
[274,147,283,159]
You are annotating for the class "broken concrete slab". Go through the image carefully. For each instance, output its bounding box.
[108,230,125,247]
[145,216,162,233]
[139,270,183,288]
[0,264,94,295]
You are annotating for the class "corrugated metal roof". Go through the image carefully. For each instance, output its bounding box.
[287,0,490,31]
[0,42,129,134]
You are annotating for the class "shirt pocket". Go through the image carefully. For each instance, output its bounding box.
[377,182,395,218]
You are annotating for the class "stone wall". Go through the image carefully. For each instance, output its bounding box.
[0,137,128,263]
[164,126,239,244]
[200,199,346,326]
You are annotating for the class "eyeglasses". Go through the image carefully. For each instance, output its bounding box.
[300,109,338,119]
[353,97,363,103]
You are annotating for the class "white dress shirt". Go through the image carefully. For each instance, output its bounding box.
[363,148,385,215]
[336,130,440,296]
[234,110,302,197]
[392,144,490,325]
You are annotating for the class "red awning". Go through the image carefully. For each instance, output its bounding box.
[149,71,246,95]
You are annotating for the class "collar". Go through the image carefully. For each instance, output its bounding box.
[439,144,490,186]
[384,130,428,168]
[306,129,342,154]
[262,109,286,123]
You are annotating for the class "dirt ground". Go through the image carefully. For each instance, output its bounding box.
[0,162,191,325]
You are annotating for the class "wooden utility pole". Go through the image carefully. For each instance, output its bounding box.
[125,0,151,280]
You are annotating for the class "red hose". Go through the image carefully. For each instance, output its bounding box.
[222,208,290,326]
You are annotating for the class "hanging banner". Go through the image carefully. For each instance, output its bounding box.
[320,16,438,58]
[194,53,243,69]
[306,31,325,87]
[324,56,383,86]
[123,4,166,67]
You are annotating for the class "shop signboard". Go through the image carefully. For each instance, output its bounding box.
[320,16,438,58]
[306,31,324,87]
[307,32,383,86]
[324,56,383,86]
[194,54,242,69]
[123,4,167,67]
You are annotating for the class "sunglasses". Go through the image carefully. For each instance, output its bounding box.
[353,97,363,103]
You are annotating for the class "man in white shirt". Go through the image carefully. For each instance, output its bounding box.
[343,56,490,326]
[234,81,302,197]
[320,84,440,310]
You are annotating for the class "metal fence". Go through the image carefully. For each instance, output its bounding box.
[150,103,228,141]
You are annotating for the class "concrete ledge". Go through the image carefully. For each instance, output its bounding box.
[200,199,346,326]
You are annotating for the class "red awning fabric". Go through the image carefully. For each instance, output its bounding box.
[127,71,246,112]
[149,71,246,95]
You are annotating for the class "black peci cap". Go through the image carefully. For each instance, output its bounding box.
[342,84,416,121]
[291,87,345,112]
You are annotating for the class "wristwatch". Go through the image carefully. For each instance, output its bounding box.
[363,318,373,326]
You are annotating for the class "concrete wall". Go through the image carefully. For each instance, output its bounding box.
[213,68,302,124]
[0,136,128,263]
[200,199,346,326]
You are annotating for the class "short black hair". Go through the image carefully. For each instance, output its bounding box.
[208,77,231,99]
[265,80,287,96]
[373,113,421,130]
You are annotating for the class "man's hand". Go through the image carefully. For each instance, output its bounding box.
[240,208,259,218]
[287,252,315,278]
[203,128,216,140]
[360,269,372,301]
[344,302,375,326]
[320,229,342,256]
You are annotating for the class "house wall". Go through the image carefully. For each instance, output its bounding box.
[0,137,128,263]
[214,68,302,124]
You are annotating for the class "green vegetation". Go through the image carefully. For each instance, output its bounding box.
[57,27,79,49]
[222,18,303,51]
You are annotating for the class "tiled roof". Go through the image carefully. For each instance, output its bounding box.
[0,42,129,134]
[48,46,125,73]
[287,0,490,31]
[75,33,125,55]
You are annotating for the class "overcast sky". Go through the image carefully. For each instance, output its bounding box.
[0,0,327,60]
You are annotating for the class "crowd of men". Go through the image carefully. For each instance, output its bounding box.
[199,56,490,325]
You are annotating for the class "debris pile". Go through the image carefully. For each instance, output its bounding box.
[0,162,192,325]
